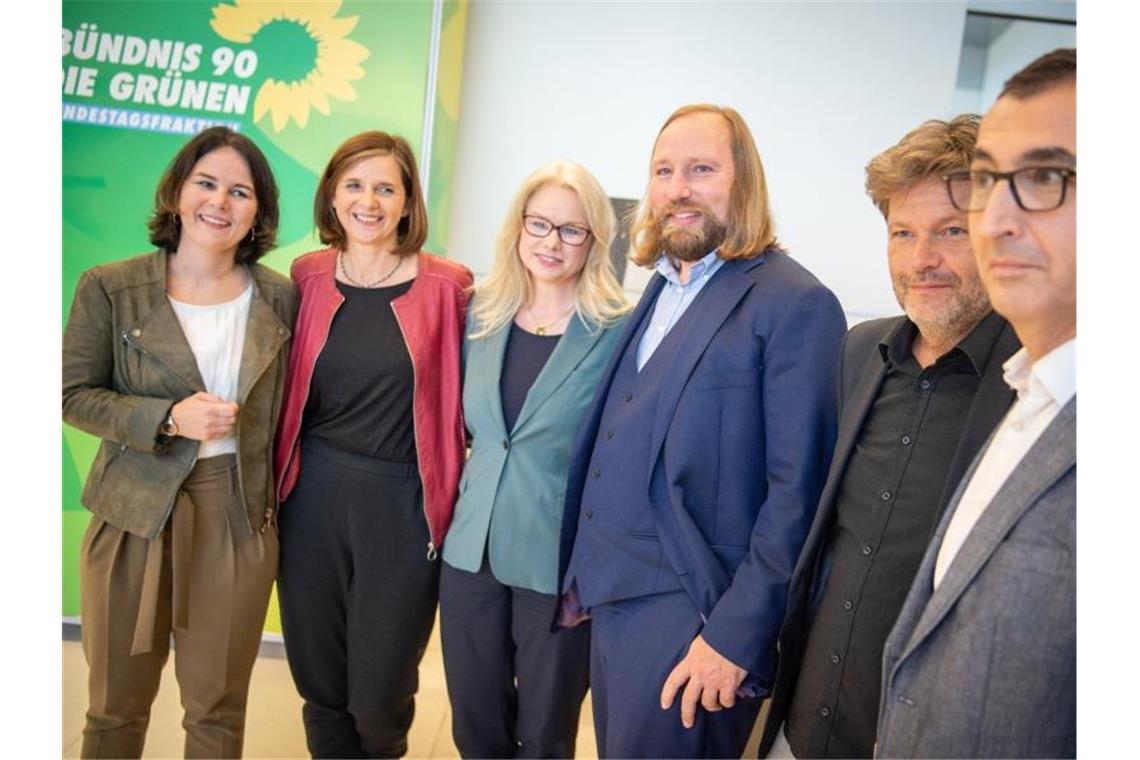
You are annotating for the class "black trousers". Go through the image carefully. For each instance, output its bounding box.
[439,560,590,758]
[278,438,439,759]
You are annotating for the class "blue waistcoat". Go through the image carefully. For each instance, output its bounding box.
[564,296,692,607]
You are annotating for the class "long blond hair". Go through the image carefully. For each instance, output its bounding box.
[628,104,780,266]
[469,161,630,339]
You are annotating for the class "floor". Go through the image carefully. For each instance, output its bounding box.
[63,617,770,758]
[62,615,599,759]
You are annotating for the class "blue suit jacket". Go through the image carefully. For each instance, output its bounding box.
[557,250,846,685]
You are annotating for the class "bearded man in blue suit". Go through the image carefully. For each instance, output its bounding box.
[556,103,846,758]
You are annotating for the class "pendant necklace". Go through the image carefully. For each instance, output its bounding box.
[526,302,577,336]
[339,250,402,288]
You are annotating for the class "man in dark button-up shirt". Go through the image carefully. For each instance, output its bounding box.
[757,115,1021,759]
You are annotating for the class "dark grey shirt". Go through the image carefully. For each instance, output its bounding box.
[785,312,1006,759]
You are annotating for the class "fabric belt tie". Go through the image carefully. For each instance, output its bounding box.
[128,458,240,656]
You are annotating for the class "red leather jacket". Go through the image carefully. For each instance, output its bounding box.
[275,248,473,555]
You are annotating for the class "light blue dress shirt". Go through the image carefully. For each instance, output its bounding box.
[636,249,726,371]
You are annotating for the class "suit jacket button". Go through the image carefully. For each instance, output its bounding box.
[584,510,593,520]
[501,439,509,450]
[819,706,831,718]
[843,599,854,611]
[623,392,633,402]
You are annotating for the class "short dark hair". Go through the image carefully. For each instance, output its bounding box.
[313,131,428,257]
[148,126,279,264]
[1000,47,1076,100]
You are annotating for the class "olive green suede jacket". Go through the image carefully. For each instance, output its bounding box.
[62,250,298,539]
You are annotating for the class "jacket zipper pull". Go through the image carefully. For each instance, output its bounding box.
[426,541,438,561]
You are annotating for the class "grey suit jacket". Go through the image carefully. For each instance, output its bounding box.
[876,397,1076,758]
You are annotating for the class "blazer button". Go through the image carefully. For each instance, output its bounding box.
[843,599,854,611]
[819,706,831,718]
[278,327,286,336]
[591,469,601,479]
[605,430,615,440]
[623,392,633,402]
[501,439,509,450]
[584,510,594,520]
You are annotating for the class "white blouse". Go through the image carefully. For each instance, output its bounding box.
[168,284,253,459]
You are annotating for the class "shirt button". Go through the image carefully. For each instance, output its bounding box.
[843,600,854,611]
[623,392,633,402]
[920,379,932,390]
[130,328,142,337]
[901,435,912,446]
[862,545,873,556]
[819,706,831,718]
[880,490,892,501]
[501,440,509,450]
[605,430,615,440]
[278,327,287,336]
[830,653,841,665]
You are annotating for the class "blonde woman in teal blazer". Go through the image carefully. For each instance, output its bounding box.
[440,161,630,758]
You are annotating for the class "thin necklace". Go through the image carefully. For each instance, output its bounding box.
[339,250,402,288]
[526,301,577,336]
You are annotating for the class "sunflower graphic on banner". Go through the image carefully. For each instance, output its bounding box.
[61,0,469,630]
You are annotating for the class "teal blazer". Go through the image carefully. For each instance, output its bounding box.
[442,312,628,594]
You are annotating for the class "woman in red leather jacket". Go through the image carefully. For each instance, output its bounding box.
[273,131,472,758]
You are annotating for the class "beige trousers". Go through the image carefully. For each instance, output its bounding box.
[78,454,277,759]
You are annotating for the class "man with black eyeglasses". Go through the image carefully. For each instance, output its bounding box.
[877,48,1076,758]
[758,114,1021,759]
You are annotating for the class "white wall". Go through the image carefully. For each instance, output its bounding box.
[982,21,1075,106]
[445,1,972,322]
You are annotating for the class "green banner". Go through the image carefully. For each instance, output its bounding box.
[62,0,468,632]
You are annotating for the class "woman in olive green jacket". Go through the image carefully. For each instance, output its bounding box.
[62,127,297,759]
[439,161,630,758]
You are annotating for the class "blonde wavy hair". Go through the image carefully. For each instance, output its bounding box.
[469,161,631,340]
[864,114,980,219]
[628,103,780,266]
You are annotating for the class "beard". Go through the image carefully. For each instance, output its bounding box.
[895,271,992,346]
[654,203,728,262]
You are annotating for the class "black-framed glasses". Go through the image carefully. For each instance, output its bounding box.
[943,167,1076,213]
[522,214,591,246]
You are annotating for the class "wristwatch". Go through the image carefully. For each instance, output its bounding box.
[160,409,179,437]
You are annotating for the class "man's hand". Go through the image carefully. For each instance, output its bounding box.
[660,634,748,728]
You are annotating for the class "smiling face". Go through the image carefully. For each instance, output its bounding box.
[648,111,736,262]
[176,146,258,258]
[887,176,990,352]
[517,183,591,289]
[332,153,408,253]
[970,81,1076,358]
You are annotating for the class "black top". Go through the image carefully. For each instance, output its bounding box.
[303,279,417,462]
[499,322,560,433]
[785,312,1006,759]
